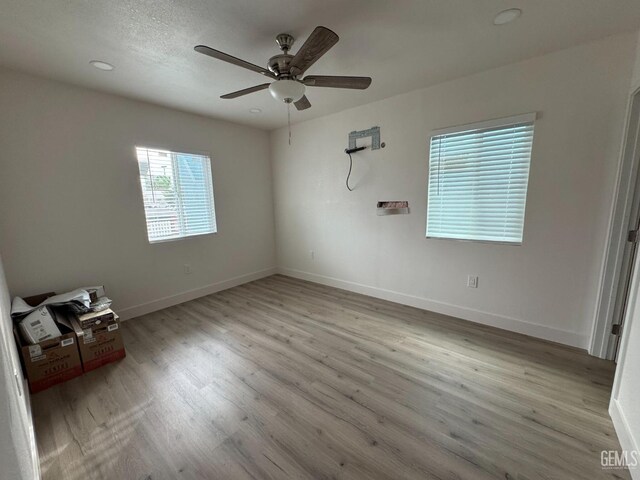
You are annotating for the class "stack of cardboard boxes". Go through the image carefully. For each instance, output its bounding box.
[71,308,125,373]
[13,291,126,394]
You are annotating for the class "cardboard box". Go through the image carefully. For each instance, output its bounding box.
[22,291,56,307]
[71,315,125,372]
[75,308,115,329]
[14,328,83,394]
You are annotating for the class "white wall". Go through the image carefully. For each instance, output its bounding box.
[0,68,276,318]
[610,29,640,480]
[0,254,38,480]
[271,33,635,349]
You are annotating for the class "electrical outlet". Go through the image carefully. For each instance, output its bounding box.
[310,250,315,260]
[184,264,192,275]
[467,275,478,288]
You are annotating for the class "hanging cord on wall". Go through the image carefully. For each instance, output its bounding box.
[287,102,292,146]
[346,152,354,191]
[344,146,366,192]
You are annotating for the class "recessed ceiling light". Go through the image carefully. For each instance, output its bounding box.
[89,60,114,71]
[493,8,522,25]
[249,108,262,114]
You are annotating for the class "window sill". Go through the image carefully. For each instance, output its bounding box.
[148,231,218,245]
[426,236,522,246]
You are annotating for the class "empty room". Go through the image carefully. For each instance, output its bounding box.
[2,1,640,479]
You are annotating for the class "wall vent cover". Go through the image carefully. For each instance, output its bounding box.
[377,201,409,215]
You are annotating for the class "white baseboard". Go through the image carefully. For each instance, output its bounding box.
[118,267,277,321]
[278,267,589,350]
[116,264,588,349]
[610,399,640,479]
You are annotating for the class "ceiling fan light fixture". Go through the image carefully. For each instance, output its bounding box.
[269,79,305,103]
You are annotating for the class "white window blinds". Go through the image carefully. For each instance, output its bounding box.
[426,113,535,244]
[136,147,217,243]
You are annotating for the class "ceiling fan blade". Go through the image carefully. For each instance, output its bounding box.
[294,95,311,111]
[220,83,271,99]
[194,45,275,78]
[303,75,372,89]
[288,26,339,76]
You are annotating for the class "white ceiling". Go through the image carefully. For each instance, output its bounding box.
[1,0,640,130]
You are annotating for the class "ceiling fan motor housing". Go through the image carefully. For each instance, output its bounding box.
[268,54,294,77]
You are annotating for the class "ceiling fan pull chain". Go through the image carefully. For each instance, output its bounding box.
[288,102,292,146]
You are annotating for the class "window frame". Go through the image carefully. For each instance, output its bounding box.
[134,145,218,244]
[425,113,536,245]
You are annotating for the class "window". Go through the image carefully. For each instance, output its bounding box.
[135,147,217,243]
[426,113,535,244]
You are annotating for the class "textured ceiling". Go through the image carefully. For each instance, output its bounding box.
[1,0,640,130]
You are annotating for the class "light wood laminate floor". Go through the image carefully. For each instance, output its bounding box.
[32,275,629,480]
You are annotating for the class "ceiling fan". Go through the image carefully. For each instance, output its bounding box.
[194,26,372,111]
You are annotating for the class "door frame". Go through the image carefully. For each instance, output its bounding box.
[591,86,640,359]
